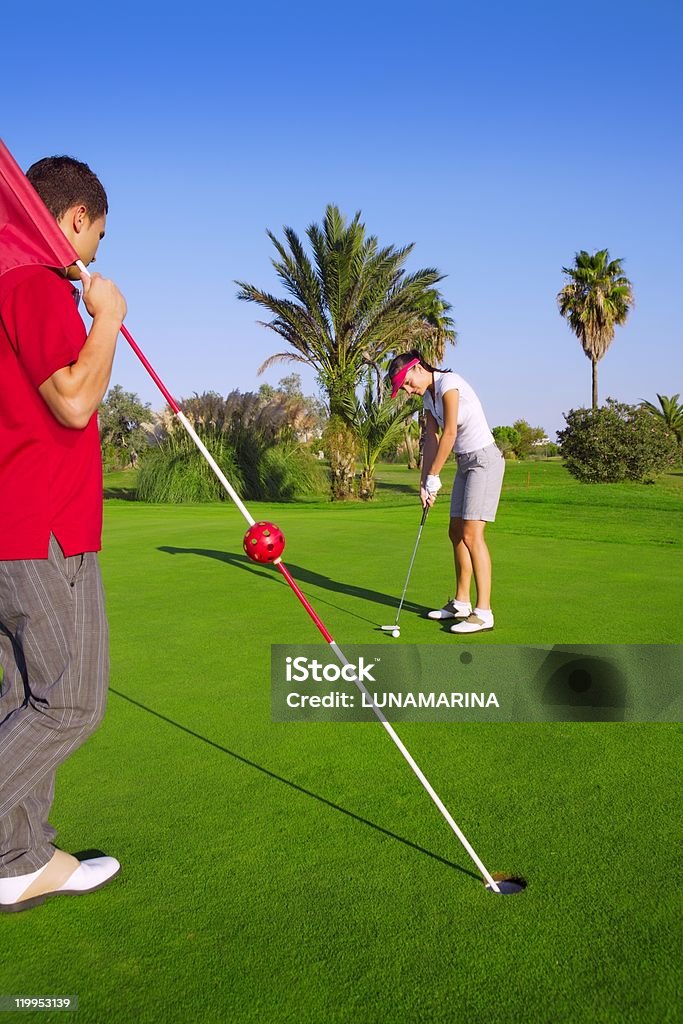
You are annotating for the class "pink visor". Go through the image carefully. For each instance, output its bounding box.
[390,358,420,398]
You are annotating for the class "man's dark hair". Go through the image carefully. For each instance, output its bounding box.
[26,156,108,221]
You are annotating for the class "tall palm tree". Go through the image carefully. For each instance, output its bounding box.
[640,393,683,445]
[236,205,448,418]
[557,249,634,410]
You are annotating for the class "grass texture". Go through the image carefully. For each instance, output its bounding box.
[1,462,680,1023]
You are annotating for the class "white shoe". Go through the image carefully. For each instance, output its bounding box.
[450,612,494,634]
[0,849,120,913]
[427,599,472,620]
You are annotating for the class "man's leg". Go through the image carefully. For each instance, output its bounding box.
[0,535,109,876]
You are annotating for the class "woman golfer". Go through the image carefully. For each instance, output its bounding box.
[388,350,504,634]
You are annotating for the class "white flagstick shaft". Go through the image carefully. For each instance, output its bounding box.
[175,412,255,526]
[329,640,501,892]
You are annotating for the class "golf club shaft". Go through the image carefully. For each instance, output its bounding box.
[394,505,429,625]
[99,284,500,892]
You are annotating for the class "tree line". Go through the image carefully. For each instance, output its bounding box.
[100,206,680,495]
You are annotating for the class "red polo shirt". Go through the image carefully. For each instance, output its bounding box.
[0,265,102,559]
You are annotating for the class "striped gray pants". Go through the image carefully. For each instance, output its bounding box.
[0,535,109,876]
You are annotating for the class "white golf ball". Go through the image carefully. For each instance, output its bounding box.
[392,629,400,638]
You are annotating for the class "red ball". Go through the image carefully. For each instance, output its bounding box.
[243,521,286,563]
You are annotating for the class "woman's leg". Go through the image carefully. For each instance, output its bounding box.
[448,517,473,602]
[461,520,492,609]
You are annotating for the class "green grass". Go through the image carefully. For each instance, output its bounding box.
[1,462,680,1023]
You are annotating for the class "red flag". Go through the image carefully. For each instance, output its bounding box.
[0,138,78,277]
[0,137,180,412]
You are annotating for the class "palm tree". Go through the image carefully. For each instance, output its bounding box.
[237,205,453,498]
[640,393,683,445]
[343,374,419,499]
[236,205,449,417]
[557,249,634,410]
[407,288,456,366]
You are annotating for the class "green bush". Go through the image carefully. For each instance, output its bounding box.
[257,441,326,501]
[137,433,245,503]
[136,431,325,503]
[557,399,679,483]
[492,426,520,457]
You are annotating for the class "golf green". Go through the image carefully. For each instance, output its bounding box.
[1,463,680,1023]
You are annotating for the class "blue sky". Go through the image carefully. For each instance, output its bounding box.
[4,0,681,437]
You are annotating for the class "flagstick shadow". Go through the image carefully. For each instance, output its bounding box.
[110,687,479,883]
[158,546,428,620]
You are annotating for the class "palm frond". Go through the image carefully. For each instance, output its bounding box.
[257,352,315,375]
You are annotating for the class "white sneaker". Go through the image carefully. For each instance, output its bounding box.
[427,599,472,620]
[0,849,120,913]
[450,612,494,634]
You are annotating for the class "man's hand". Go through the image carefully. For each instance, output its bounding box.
[80,271,127,325]
[39,274,127,429]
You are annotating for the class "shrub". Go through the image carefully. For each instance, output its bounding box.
[493,422,547,459]
[99,385,152,470]
[492,426,519,457]
[557,399,679,483]
[136,430,325,504]
[137,432,244,503]
[256,441,326,501]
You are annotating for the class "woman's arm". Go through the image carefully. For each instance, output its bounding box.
[421,410,440,487]
[427,388,459,476]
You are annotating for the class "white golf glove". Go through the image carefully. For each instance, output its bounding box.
[425,474,442,496]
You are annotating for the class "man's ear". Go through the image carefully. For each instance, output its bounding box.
[58,204,89,235]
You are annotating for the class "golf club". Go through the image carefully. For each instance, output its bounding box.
[381,503,430,639]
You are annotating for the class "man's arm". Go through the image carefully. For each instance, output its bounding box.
[39,272,127,429]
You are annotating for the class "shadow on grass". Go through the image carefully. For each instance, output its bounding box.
[373,480,420,496]
[103,487,138,501]
[110,687,480,883]
[158,546,428,620]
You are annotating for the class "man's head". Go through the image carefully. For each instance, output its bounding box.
[27,156,109,275]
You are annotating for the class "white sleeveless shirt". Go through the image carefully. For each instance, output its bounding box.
[423,371,494,454]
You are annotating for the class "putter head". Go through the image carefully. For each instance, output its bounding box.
[380,625,401,638]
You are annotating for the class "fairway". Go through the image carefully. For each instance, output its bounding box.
[1,463,680,1023]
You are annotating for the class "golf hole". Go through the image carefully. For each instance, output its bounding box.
[485,874,527,895]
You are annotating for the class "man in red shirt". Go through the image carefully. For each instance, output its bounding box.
[0,156,127,912]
